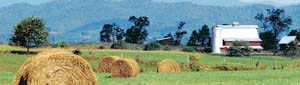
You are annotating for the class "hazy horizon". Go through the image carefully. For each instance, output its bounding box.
[1,0,300,8]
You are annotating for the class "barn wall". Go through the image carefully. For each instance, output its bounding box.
[223,41,261,46]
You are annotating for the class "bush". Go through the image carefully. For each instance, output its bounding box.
[163,47,172,51]
[204,47,212,53]
[72,49,82,55]
[98,46,106,49]
[52,42,69,48]
[111,40,128,49]
[189,54,203,72]
[182,47,195,52]
[227,46,252,57]
[227,41,252,57]
[144,42,161,51]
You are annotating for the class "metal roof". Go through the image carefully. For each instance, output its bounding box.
[223,38,262,42]
[156,37,173,41]
[279,36,296,44]
[216,25,261,42]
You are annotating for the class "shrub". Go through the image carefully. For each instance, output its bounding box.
[163,47,172,51]
[144,42,161,51]
[227,41,252,57]
[204,47,212,53]
[111,40,128,49]
[72,49,82,55]
[98,46,106,49]
[52,42,69,48]
[189,54,202,71]
[182,47,195,52]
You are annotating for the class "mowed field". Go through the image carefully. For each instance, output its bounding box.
[0,45,300,85]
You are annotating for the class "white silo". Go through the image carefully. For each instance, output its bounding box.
[212,26,222,53]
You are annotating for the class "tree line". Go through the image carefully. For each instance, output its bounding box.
[8,8,299,53]
[99,16,211,47]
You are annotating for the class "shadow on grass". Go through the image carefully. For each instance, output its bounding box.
[10,50,39,55]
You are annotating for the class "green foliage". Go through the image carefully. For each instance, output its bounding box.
[259,31,277,50]
[100,23,124,43]
[227,41,252,57]
[111,40,128,49]
[52,42,69,48]
[144,42,161,51]
[100,24,113,42]
[164,33,173,38]
[255,8,293,49]
[174,21,187,45]
[187,30,199,46]
[187,25,211,47]
[289,30,300,42]
[72,49,82,55]
[10,17,48,52]
[98,46,106,49]
[282,41,298,56]
[125,16,150,44]
[163,46,172,51]
[182,47,195,52]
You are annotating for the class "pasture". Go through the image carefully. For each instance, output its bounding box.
[0,45,299,85]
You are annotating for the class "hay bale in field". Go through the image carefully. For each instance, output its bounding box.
[111,58,140,78]
[98,56,121,73]
[157,59,181,72]
[13,51,97,85]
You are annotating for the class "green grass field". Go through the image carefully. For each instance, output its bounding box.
[0,45,300,85]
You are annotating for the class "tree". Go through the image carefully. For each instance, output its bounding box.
[255,8,293,49]
[259,31,277,50]
[174,21,187,45]
[187,30,198,46]
[115,25,125,41]
[187,25,211,47]
[289,30,300,41]
[100,24,113,42]
[100,23,124,43]
[199,25,211,47]
[10,17,48,53]
[125,16,150,44]
[164,33,173,38]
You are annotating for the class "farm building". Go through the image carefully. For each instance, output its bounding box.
[279,36,298,50]
[212,22,263,53]
[157,37,174,45]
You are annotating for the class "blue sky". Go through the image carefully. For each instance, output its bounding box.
[0,0,53,7]
[1,0,300,7]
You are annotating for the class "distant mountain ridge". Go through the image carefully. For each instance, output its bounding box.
[0,0,299,43]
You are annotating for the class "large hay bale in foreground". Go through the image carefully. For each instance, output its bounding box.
[157,59,181,72]
[111,58,140,78]
[98,56,121,73]
[14,51,97,85]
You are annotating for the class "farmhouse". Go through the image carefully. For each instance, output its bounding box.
[279,36,298,50]
[157,37,174,45]
[212,22,263,53]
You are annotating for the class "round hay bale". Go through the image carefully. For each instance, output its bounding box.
[98,56,121,73]
[111,58,140,78]
[157,59,181,72]
[13,51,97,85]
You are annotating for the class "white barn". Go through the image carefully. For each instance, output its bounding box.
[212,22,263,53]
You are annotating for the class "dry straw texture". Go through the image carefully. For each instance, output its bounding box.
[98,56,121,73]
[111,58,140,78]
[14,50,97,85]
[157,59,181,72]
